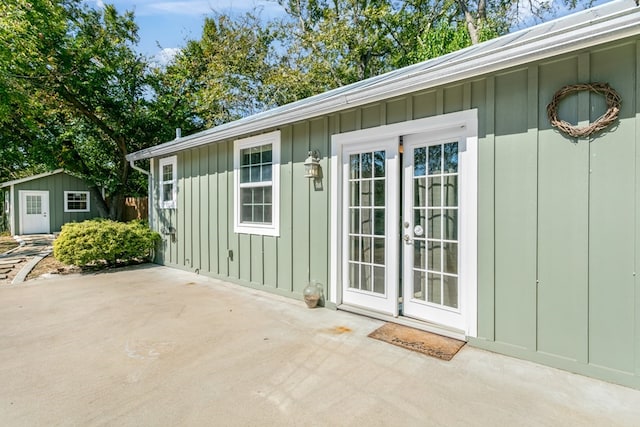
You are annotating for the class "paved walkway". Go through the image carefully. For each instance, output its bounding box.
[0,234,54,284]
[1,265,639,426]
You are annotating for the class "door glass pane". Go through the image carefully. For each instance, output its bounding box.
[427,241,441,271]
[349,263,360,289]
[443,209,458,240]
[443,275,458,308]
[414,177,426,207]
[428,177,442,207]
[414,147,426,176]
[350,154,360,179]
[427,209,441,239]
[413,271,425,300]
[349,236,360,261]
[443,142,458,173]
[414,241,425,269]
[443,176,458,207]
[373,266,385,294]
[362,237,372,264]
[361,208,372,235]
[350,182,360,206]
[349,209,360,234]
[373,238,385,264]
[374,181,385,206]
[428,145,442,175]
[427,273,442,304]
[373,209,385,236]
[361,180,371,206]
[361,265,372,291]
[361,152,372,179]
[443,242,458,274]
[374,151,385,177]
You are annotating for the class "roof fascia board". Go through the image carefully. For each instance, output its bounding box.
[127,8,640,162]
[0,169,65,188]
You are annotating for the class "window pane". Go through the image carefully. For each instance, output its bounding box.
[362,237,372,264]
[162,183,174,203]
[250,166,261,182]
[350,181,360,206]
[427,209,441,239]
[162,164,173,181]
[349,236,360,261]
[361,265,372,291]
[262,165,272,181]
[262,146,272,163]
[350,209,360,234]
[241,167,250,183]
[414,241,425,269]
[264,205,272,223]
[427,241,442,272]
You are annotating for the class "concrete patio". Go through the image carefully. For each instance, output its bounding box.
[1,265,639,426]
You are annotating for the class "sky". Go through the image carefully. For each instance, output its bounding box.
[87,0,287,64]
[87,0,614,67]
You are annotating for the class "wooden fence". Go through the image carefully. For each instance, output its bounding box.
[123,197,148,221]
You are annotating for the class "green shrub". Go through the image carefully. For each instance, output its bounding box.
[53,219,161,267]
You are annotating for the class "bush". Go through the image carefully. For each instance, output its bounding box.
[53,219,161,267]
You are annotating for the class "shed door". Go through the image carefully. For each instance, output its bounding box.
[19,191,50,234]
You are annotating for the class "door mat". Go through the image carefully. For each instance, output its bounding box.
[368,323,465,361]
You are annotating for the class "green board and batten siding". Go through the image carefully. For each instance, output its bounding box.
[9,172,101,233]
[151,38,640,388]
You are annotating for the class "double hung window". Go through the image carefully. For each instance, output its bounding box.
[234,131,280,236]
[159,156,177,209]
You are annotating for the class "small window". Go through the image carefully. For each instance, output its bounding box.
[234,131,280,236]
[64,191,90,212]
[159,156,177,209]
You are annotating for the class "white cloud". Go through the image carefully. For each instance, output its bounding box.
[148,1,214,15]
[95,0,105,8]
[152,47,181,67]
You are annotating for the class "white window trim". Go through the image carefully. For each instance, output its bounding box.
[159,156,178,209]
[64,191,90,212]
[234,130,280,237]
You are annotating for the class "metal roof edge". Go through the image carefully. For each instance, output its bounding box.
[0,169,66,188]
[127,2,640,162]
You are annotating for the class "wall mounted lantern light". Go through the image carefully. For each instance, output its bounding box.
[304,150,322,179]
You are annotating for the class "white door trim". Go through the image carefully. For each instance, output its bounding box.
[330,109,478,337]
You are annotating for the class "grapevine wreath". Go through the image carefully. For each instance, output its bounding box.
[546,82,621,138]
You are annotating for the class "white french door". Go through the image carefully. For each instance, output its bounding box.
[402,135,467,331]
[332,110,478,337]
[341,139,399,316]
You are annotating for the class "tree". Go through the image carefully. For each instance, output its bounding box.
[0,0,188,219]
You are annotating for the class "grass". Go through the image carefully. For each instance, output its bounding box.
[0,234,18,253]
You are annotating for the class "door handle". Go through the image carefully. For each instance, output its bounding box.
[403,234,412,244]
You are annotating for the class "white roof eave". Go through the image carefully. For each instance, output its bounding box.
[127,2,640,162]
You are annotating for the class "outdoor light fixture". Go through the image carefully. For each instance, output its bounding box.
[304,150,321,179]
